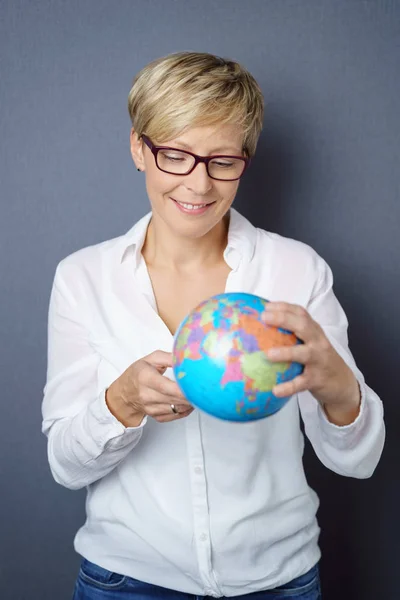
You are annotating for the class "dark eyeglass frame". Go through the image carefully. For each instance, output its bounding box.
[141,134,250,181]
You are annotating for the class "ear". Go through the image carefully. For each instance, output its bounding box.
[130,128,145,171]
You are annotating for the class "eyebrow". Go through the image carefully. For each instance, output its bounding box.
[172,139,242,155]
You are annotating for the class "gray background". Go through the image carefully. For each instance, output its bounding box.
[1,1,399,599]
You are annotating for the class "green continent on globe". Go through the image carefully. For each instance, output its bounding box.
[241,352,289,391]
[203,330,219,356]
[175,326,191,351]
[199,308,216,328]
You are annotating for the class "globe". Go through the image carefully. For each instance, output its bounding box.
[172,292,304,422]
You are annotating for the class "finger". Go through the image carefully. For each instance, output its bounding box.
[144,387,191,409]
[153,407,195,423]
[266,343,312,365]
[139,363,189,403]
[145,402,193,419]
[163,403,193,417]
[261,305,316,343]
[264,302,305,315]
[153,375,190,403]
[145,350,174,371]
[272,373,309,398]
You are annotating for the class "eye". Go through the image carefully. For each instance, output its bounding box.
[166,155,185,162]
[161,151,189,162]
[212,160,234,168]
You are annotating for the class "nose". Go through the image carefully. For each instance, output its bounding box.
[183,162,213,195]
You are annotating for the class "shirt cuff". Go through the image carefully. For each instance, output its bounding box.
[86,390,148,450]
[317,378,368,448]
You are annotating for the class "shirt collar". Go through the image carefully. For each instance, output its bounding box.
[117,207,257,270]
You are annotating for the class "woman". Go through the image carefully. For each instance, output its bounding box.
[42,52,385,600]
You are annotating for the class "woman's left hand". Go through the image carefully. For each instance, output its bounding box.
[261,302,361,417]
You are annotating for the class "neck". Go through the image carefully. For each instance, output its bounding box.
[142,212,230,272]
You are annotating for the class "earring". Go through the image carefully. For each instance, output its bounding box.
[137,168,141,172]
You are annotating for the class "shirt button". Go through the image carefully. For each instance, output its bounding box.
[194,466,202,474]
[199,533,208,541]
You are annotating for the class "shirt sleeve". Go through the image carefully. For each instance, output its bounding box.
[297,255,385,479]
[42,262,146,490]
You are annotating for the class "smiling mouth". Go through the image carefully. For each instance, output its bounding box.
[171,197,215,211]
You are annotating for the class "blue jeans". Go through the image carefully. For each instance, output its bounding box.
[72,559,321,600]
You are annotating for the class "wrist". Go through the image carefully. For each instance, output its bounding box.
[105,379,145,428]
[323,377,361,426]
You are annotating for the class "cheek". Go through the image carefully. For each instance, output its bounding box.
[145,164,174,196]
[216,182,239,204]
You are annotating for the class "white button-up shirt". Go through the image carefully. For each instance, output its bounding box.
[42,209,384,597]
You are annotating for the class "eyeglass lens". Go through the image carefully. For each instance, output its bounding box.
[156,149,245,180]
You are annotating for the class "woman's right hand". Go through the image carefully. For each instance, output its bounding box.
[105,350,193,427]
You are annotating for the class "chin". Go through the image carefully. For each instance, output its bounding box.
[169,216,217,239]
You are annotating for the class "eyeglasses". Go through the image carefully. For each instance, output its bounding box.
[141,134,250,181]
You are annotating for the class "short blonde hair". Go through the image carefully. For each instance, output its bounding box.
[128,52,264,157]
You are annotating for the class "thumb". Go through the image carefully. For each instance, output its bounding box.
[145,350,174,373]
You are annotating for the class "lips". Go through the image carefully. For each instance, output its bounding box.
[170,197,215,215]
[171,197,213,208]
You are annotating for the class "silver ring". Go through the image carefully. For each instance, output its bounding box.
[170,404,178,414]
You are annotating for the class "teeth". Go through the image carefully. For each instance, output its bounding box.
[177,201,207,210]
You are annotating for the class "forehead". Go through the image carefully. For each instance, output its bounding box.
[161,124,244,155]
